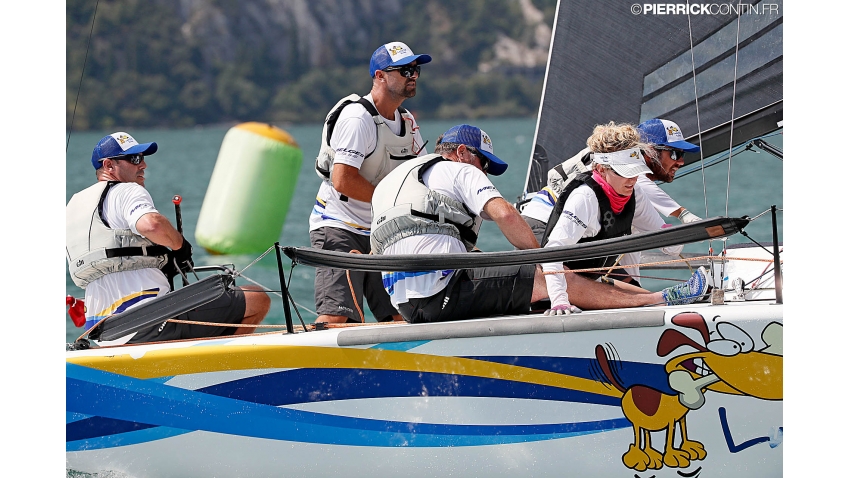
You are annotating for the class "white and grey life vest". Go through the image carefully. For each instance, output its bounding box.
[315,94,419,187]
[66,181,169,288]
[370,154,483,255]
[547,147,593,196]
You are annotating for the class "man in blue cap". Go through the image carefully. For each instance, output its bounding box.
[635,118,701,223]
[310,41,431,325]
[66,132,270,344]
[370,124,541,323]
[372,124,706,324]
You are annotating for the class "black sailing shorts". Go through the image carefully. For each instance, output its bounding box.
[397,264,536,324]
[128,287,247,343]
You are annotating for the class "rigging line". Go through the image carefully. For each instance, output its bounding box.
[286,265,310,328]
[235,272,318,317]
[749,206,782,221]
[67,0,100,152]
[725,10,744,219]
[719,9,744,289]
[235,245,276,277]
[744,266,776,289]
[738,230,782,260]
[686,2,721,291]
[685,2,709,222]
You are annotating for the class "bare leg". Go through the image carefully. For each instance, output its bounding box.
[565,271,663,309]
[610,279,650,293]
[235,285,271,335]
[529,268,664,310]
[530,266,549,303]
[315,314,350,324]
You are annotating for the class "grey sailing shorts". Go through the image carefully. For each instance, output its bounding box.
[310,226,399,322]
[523,215,548,244]
[398,263,536,324]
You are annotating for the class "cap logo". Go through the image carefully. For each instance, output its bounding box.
[660,120,685,141]
[389,45,405,56]
[116,134,131,144]
[479,131,494,154]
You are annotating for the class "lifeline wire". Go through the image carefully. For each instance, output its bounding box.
[228,245,319,319]
[716,9,744,286]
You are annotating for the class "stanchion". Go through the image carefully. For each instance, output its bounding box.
[770,205,783,304]
[275,242,295,334]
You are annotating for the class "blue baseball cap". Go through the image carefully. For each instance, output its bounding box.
[369,41,432,77]
[439,124,508,176]
[91,132,158,169]
[638,119,700,153]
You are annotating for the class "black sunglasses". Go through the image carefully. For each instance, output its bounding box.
[656,146,685,161]
[468,147,490,173]
[384,64,421,78]
[104,153,144,165]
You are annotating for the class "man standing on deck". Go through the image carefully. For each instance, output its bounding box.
[370,124,706,324]
[66,132,270,345]
[310,41,431,325]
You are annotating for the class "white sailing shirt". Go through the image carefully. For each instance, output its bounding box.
[521,186,558,223]
[309,94,427,235]
[541,183,669,307]
[636,175,682,217]
[82,183,171,341]
[380,161,502,307]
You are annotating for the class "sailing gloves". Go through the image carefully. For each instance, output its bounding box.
[678,208,701,224]
[162,236,194,280]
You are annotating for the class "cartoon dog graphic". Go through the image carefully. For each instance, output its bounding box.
[595,312,783,471]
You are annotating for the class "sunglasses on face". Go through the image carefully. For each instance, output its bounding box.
[104,153,144,165]
[384,64,421,78]
[656,147,685,162]
[468,147,490,173]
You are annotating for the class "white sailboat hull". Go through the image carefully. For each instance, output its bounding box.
[67,300,783,477]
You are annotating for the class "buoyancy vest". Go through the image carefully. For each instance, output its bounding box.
[66,181,169,288]
[370,154,483,255]
[547,147,593,196]
[540,172,635,278]
[315,94,419,187]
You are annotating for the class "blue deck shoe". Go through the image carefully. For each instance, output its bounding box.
[662,267,708,306]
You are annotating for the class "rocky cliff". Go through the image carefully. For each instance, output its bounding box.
[66,0,556,130]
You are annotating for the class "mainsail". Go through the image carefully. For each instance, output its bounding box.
[523,0,783,197]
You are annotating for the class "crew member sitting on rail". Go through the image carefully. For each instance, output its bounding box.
[370,124,707,324]
[525,118,702,286]
[66,132,270,344]
[539,122,707,315]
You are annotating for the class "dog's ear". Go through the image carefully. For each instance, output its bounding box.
[657,328,707,357]
[671,312,710,343]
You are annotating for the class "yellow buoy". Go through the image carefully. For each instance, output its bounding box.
[196,122,303,255]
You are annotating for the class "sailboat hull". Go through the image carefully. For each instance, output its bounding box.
[67,301,782,477]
